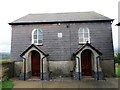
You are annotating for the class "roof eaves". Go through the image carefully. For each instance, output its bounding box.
[9,19,114,25]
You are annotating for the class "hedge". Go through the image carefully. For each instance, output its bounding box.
[0,60,14,81]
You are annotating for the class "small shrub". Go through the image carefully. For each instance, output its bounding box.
[114,53,120,63]
[2,67,9,81]
[0,60,14,81]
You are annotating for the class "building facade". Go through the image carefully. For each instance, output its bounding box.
[9,11,114,80]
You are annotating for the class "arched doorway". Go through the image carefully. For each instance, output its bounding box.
[81,49,92,76]
[31,50,40,76]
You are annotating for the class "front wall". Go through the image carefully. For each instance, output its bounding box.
[100,60,114,77]
[11,22,114,61]
[49,61,75,75]
[90,23,114,60]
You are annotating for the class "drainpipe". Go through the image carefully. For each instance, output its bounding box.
[96,56,99,80]
[41,54,49,80]
[22,57,26,81]
[75,56,80,80]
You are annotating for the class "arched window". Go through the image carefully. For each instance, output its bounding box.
[78,27,90,43]
[32,29,43,45]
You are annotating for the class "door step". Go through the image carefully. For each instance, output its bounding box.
[82,76,94,80]
[28,76,40,81]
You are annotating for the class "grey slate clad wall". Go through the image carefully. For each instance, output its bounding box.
[11,22,114,61]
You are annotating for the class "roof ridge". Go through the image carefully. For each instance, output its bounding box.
[28,11,95,15]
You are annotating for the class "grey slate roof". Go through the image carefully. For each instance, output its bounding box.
[9,11,113,25]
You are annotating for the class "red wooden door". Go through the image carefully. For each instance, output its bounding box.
[81,50,92,76]
[31,51,40,76]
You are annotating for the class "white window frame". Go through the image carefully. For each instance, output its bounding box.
[32,29,43,45]
[78,27,90,44]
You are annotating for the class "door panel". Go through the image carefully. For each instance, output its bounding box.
[81,50,92,76]
[31,51,40,76]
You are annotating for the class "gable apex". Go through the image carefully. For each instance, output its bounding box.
[20,44,48,57]
[73,42,102,56]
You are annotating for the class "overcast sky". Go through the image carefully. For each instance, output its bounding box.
[0,0,119,52]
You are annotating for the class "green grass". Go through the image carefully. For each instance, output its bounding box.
[0,80,14,90]
[115,63,120,77]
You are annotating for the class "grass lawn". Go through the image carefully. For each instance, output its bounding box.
[115,63,120,77]
[0,80,14,90]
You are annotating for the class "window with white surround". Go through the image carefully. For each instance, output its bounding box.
[78,27,90,43]
[32,29,43,45]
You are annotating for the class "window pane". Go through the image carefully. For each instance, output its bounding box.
[79,33,83,37]
[84,33,88,38]
[38,30,43,44]
[34,35,37,39]
[79,28,83,33]
[38,30,43,35]
[34,39,37,43]
[38,35,43,40]
[79,38,83,42]
[84,28,88,33]
[34,30,37,35]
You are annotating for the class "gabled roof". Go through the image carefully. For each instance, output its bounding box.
[9,11,113,25]
[20,44,48,57]
[73,42,102,55]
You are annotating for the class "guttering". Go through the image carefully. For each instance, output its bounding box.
[21,57,26,81]
[9,19,114,25]
[73,53,80,80]
[96,56,100,80]
[75,56,80,80]
[41,54,49,80]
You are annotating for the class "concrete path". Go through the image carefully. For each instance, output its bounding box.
[11,77,119,89]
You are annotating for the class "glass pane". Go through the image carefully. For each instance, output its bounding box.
[34,39,37,43]
[38,30,43,35]
[79,28,83,33]
[34,35,37,39]
[79,33,83,38]
[34,30,37,35]
[38,35,43,40]
[79,38,83,42]
[84,33,88,38]
[84,28,89,33]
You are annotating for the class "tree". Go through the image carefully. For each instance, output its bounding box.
[114,53,120,63]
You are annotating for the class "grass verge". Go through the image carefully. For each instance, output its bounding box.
[115,63,120,77]
[0,80,14,90]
